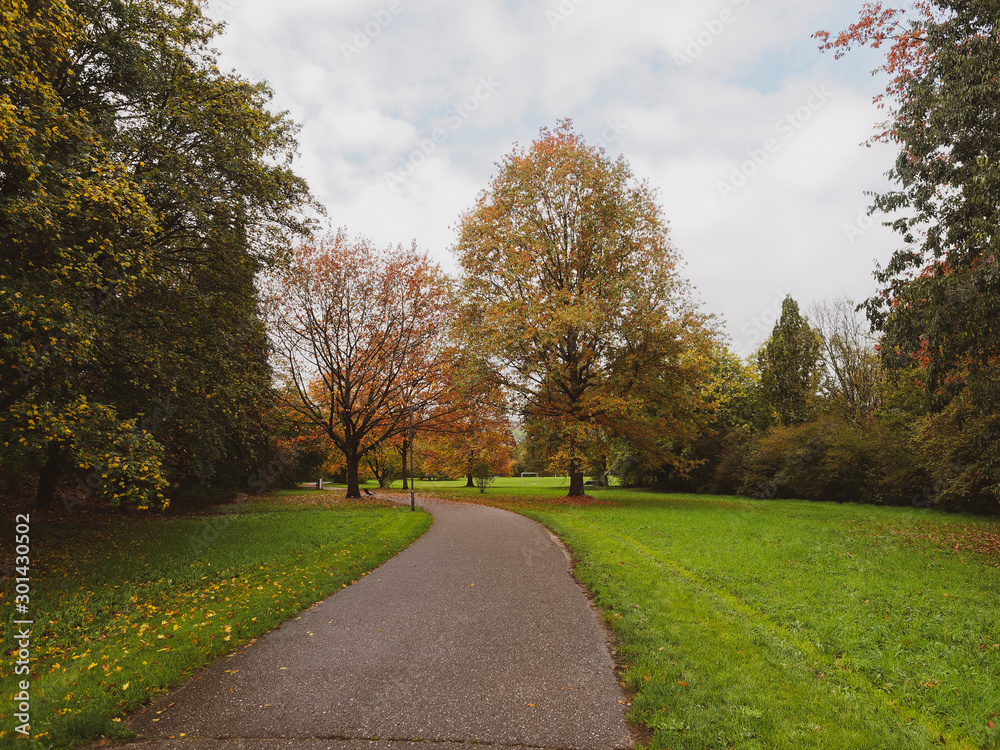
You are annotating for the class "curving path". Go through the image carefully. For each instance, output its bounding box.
[120,497,632,750]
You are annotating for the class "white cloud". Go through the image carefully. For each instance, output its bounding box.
[207,0,900,355]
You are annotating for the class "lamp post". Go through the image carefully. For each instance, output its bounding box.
[409,407,415,512]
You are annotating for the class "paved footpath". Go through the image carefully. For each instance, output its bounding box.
[119,498,633,750]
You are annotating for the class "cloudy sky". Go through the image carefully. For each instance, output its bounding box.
[206,0,903,357]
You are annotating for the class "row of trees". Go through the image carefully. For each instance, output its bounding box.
[1,0,314,509]
[510,0,1000,511]
[263,121,713,499]
[3,0,997,513]
[811,0,999,509]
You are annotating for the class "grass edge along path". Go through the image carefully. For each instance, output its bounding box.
[434,489,998,750]
[551,513,971,749]
[0,494,432,749]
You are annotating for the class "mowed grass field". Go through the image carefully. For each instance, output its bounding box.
[0,491,431,749]
[424,484,1000,749]
[387,474,582,493]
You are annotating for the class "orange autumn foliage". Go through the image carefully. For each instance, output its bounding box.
[266,229,455,498]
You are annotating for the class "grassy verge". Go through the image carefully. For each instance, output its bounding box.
[1,490,431,749]
[435,488,1000,749]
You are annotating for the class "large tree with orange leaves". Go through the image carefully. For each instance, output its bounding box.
[454,122,715,497]
[819,3,1000,506]
[266,230,455,498]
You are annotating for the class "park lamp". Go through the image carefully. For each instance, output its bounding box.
[409,406,416,512]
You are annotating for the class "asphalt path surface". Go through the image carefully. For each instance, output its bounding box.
[118,497,632,749]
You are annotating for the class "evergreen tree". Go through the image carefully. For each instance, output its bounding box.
[756,296,822,426]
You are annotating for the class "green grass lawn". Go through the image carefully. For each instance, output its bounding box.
[429,487,1000,749]
[388,474,582,493]
[0,490,431,749]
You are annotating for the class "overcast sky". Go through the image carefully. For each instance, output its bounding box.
[206,0,902,358]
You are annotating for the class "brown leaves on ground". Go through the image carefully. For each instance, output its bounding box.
[890,521,1000,561]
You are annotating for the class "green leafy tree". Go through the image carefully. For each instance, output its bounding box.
[755,296,822,427]
[472,459,495,494]
[0,0,161,507]
[705,349,772,434]
[819,2,1000,505]
[455,121,714,497]
[1,0,315,509]
[677,348,771,492]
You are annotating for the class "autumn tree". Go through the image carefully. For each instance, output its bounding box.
[421,369,514,486]
[819,2,1000,504]
[266,230,454,498]
[811,297,883,426]
[755,296,823,427]
[454,121,714,497]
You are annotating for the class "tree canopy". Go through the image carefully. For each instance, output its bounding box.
[454,121,715,497]
[755,296,822,427]
[0,0,315,509]
[266,230,455,498]
[819,0,1000,505]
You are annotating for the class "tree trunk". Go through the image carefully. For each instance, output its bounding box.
[345,446,362,498]
[568,454,585,497]
[36,442,61,510]
[465,473,474,488]
[398,443,408,490]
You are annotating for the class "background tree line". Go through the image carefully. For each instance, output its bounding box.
[3,0,998,514]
